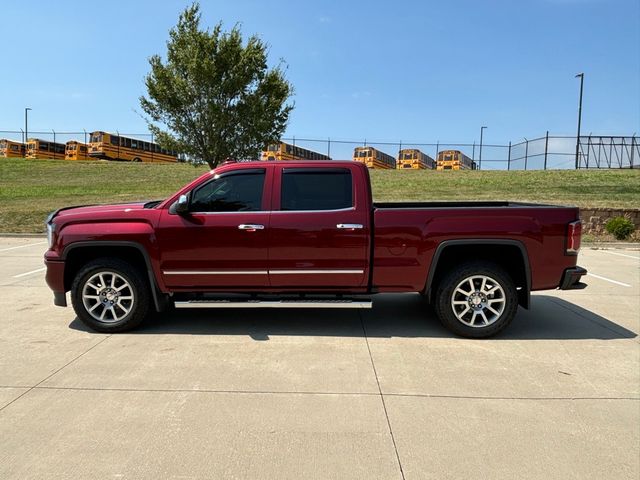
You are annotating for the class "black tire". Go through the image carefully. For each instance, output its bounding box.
[132,157,141,163]
[434,261,518,338]
[71,258,150,333]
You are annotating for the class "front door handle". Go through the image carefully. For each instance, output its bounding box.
[238,224,265,231]
[337,223,364,230]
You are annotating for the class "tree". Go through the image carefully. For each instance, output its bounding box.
[140,3,294,168]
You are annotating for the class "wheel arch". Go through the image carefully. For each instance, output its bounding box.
[62,241,166,312]
[425,239,531,308]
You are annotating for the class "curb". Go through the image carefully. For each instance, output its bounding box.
[0,235,638,249]
[584,242,640,250]
[0,233,46,238]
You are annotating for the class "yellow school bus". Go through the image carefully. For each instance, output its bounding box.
[26,139,66,159]
[261,142,331,161]
[436,150,476,170]
[353,146,396,169]
[65,141,91,160]
[397,149,436,169]
[0,139,26,158]
[89,131,177,163]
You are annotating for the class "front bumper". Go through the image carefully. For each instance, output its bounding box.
[45,253,67,306]
[559,266,588,290]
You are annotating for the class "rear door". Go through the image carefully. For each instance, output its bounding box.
[268,165,370,289]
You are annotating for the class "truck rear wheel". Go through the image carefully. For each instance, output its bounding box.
[71,258,150,333]
[434,261,518,338]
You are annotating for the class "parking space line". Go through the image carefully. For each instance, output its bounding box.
[596,250,640,260]
[587,272,632,288]
[0,241,47,253]
[13,267,46,278]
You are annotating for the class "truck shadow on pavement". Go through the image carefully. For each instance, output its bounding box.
[70,293,636,340]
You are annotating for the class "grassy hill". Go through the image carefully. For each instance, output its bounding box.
[1,157,638,233]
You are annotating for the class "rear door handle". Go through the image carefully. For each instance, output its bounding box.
[238,224,265,231]
[337,223,363,230]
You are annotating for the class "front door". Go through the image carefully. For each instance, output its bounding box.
[156,168,271,289]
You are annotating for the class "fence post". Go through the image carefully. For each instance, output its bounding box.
[609,137,614,168]
[151,132,154,163]
[543,131,549,170]
[364,138,367,147]
[524,140,529,170]
[507,141,511,171]
[327,137,331,158]
[472,141,476,161]
[116,130,120,160]
[399,140,402,154]
[586,135,591,168]
[435,141,439,163]
[631,136,635,169]
[52,129,56,146]
[20,128,24,143]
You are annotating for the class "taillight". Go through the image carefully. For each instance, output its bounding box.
[567,220,582,254]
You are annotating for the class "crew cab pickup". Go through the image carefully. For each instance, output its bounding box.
[44,161,586,337]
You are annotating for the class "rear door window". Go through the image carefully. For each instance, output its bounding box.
[281,169,353,211]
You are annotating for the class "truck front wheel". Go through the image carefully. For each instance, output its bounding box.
[434,261,518,338]
[71,258,150,333]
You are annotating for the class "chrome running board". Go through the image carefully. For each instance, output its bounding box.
[174,299,372,309]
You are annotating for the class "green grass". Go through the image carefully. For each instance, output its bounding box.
[1,157,638,233]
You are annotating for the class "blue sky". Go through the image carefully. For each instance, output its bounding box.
[1,0,638,158]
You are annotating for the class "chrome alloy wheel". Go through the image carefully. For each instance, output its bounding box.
[81,271,135,323]
[450,275,506,327]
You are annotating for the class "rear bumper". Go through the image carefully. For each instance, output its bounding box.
[559,266,588,290]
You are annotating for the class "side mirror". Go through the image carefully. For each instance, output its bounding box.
[174,194,190,215]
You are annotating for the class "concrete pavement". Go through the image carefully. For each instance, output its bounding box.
[0,238,638,479]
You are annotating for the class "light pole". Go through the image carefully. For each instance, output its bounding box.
[24,108,32,143]
[479,126,487,170]
[574,73,584,169]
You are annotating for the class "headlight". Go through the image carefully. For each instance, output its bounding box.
[47,222,56,248]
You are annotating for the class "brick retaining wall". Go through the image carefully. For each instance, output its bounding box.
[579,208,640,234]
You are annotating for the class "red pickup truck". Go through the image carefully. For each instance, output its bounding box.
[44,161,586,338]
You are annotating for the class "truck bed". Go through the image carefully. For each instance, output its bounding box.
[373,201,569,209]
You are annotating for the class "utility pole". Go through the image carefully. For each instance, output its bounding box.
[24,108,32,143]
[574,73,584,169]
[479,126,487,170]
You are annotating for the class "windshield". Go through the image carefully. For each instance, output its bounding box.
[90,133,103,143]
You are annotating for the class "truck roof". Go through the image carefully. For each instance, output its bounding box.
[226,160,362,168]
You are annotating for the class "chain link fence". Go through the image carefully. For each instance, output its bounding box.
[1,129,637,170]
